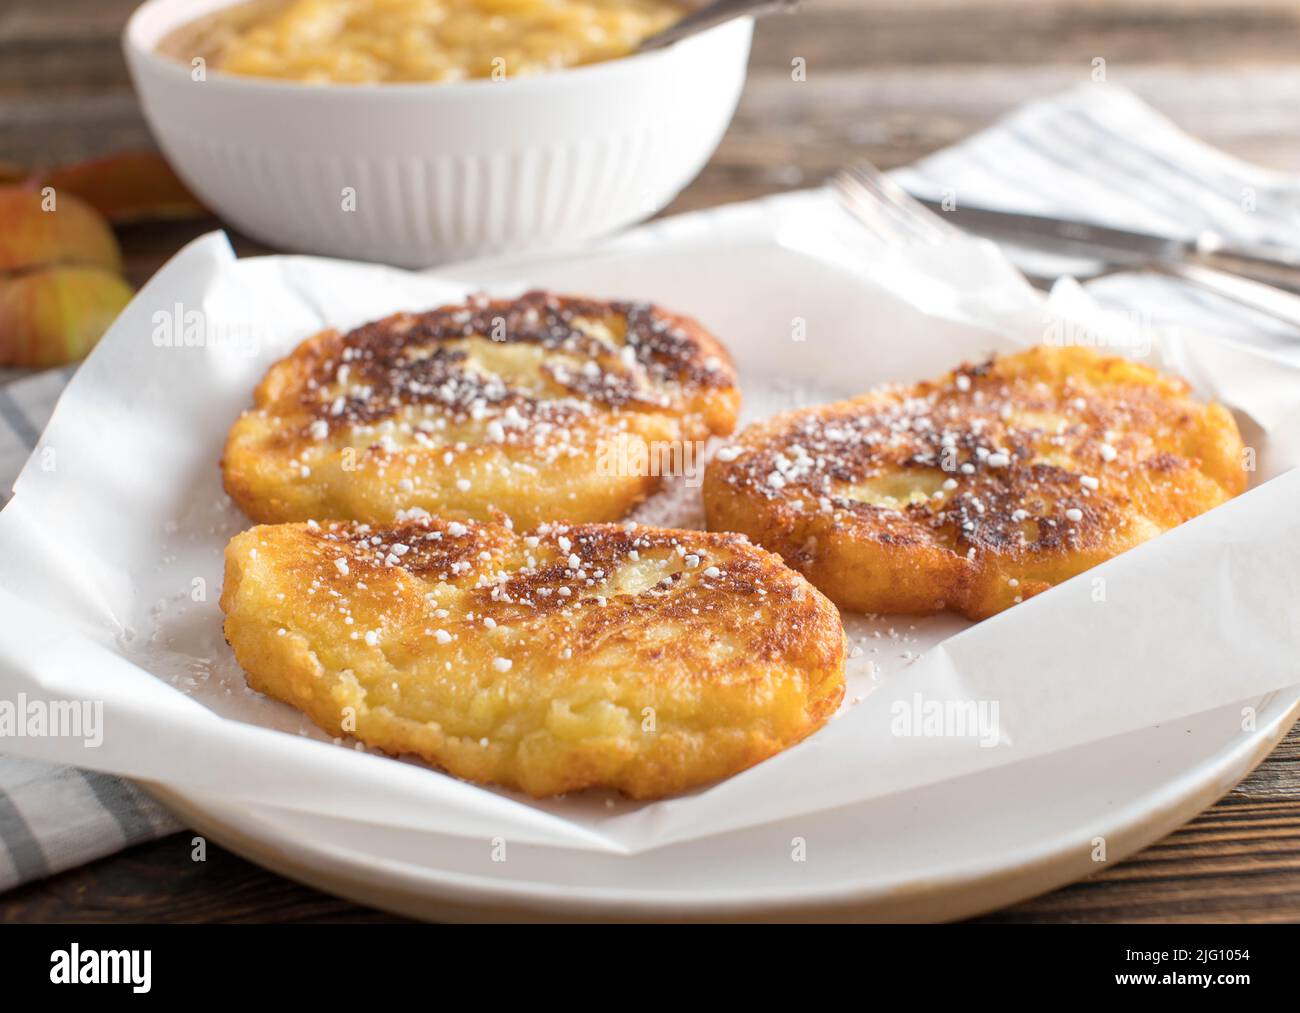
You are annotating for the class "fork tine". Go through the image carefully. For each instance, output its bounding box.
[835,161,963,244]
[838,171,943,246]
[833,169,935,244]
[847,164,960,241]
[844,170,944,243]
[842,163,936,218]
[832,171,911,244]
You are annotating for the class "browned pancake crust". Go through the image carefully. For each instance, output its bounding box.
[222,291,740,527]
[703,346,1246,619]
[221,515,846,799]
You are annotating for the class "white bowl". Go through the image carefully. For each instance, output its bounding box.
[124,0,753,267]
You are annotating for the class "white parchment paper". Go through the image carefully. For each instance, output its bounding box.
[1,190,1297,855]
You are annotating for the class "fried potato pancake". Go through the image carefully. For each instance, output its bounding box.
[222,291,740,528]
[221,514,846,798]
[703,346,1245,619]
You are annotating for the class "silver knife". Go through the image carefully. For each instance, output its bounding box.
[912,196,1300,289]
[908,195,1300,332]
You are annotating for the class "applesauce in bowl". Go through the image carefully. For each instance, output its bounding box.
[158,0,688,84]
[128,0,752,265]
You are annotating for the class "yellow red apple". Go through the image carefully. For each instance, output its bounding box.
[0,266,134,368]
[43,152,207,225]
[0,151,206,368]
[0,185,133,366]
[0,186,123,274]
[0,266,133,368]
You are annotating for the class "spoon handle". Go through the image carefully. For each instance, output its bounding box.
[637,0,800,53]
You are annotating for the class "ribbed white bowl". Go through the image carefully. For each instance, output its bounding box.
[124,0,752,267]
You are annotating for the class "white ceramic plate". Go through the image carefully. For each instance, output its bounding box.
[152,690,1300,921]
[134,194,1297,921]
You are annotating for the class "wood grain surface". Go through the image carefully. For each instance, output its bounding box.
[1,0,1298,923]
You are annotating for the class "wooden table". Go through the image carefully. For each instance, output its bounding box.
[2,0,1299,923]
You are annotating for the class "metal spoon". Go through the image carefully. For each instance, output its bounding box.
[637,0,800,53]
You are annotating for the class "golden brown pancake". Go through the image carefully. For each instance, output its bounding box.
[222,291,740,528]
[703,346,1245,619]
[221,514,846,799]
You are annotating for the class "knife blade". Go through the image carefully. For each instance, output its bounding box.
[911,195,1300,286]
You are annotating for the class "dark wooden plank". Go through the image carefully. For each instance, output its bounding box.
[986,723,1300,922]
[0,719,1293,924]
[749,0,1300,70]
[116,220,273,289]
[8,2,1300,168]
[0,833,408,924]
[8,0,1300,74]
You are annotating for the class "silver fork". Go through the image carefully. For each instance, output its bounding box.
[832,161,1300,332]
[832,162,965,247]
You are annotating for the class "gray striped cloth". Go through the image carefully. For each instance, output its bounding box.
[891,83,1300,364]
[2,82,1299,893]
[0,371,182,892]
